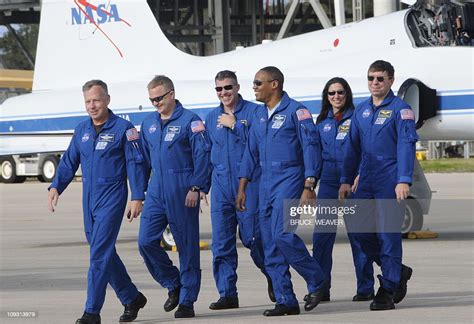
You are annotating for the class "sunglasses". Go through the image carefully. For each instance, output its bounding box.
[253,79,277,87]
[215,85,234,92]
[367,76,392,82]
[149,90,173,104]
[328,90,346,96]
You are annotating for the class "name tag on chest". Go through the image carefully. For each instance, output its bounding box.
[165,125,181,141]
[272,114,286,129]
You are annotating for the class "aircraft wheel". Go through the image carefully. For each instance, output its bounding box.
[0,157,26,183]
[402,198,423,234]
[37,155,59,182]
[161,226,176,250]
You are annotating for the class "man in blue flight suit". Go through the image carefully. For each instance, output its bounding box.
[339,60,417,311]
[47,80,147,324]
[136,75,210,319]
[205,70,273,310]
[236,66,328,317]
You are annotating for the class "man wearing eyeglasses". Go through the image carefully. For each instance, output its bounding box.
[204,70,273,310]
[136,75,211,319]
[236,66,327,316]
[339,60,418,311]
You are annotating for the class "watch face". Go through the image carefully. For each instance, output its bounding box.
[306,177,315,182]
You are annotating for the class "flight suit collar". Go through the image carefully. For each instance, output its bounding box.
[157,100,184,123]
[219,94,244,114]
[369,90,396,110]
[86,109,117,131]
[327,106,354,121]
[265,91,290,116]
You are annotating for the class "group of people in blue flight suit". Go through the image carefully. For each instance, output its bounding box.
[47,59,417,323]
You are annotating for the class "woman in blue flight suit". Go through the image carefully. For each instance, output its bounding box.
[312,77,374,301]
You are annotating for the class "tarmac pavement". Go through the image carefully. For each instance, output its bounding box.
[0,173,472,323]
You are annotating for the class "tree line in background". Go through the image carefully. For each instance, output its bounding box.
[0,24,38,70]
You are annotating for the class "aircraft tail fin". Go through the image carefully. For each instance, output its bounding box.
[34,0,189,91]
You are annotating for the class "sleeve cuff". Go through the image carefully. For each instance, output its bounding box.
[398,176,412,184]
[304,170,316,179]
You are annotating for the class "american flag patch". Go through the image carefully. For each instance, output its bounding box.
[400,109,415,120]
[191,120,205,133]
[296,108,312,121]
[126,128,139,141]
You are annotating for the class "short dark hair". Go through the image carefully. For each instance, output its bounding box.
[215,70,238,83]
[368,60,395,78]
[259,66,284,91]
[316,77,354,124]
[82,79,108,94]
[147,75,174,91]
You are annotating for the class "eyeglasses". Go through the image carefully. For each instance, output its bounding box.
[328,90,346,96]
[149,90,173,104]
[253,79,277,87]
[367,76,392,82]
[215,85,234,92]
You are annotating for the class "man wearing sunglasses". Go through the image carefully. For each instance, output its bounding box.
[339,60,418,311]
[136,75,211,318]
[236,66,327,316]
[204,70,273,310]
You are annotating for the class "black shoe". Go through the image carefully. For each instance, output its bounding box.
[267,277,276,302]
[174,304,195,318]
[164,286,180,312]
[304,291,330,302]
[263,304,300,317]
[76,312,101,324]
[119,291,147,322]
[304,281,329,311]
[352,292,375,301]
[321,293,330,302]
[393,264,412,304]
[370,287,395,311]
[209,297,239,310]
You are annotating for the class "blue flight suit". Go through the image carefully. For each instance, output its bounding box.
[313,107,374,296]
[341,90,418,293]
[206,95,267,298]
[138,101,210,308]
[239,92,326,307]
[50,110,146,314]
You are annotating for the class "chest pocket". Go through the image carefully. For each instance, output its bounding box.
[336,124,350,142]
[80,132,94,157]
[270,114,289,138]
[320,122,335,147]
[373,109,394,132]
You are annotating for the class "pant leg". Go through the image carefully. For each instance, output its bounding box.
[85,219,125,314]
[237,177,267,276]
[375,197,404,292]
[312,182,339,293]
[237,208,266,275]
[346,232,374,295]
[138,193,180,290]
[259,199,298,307]
[107,251,139,305]
[164,175,201,308]
[210,184,239,298]
[272,205,326,294]
[271,170,326,294]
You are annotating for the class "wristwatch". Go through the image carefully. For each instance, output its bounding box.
[304,177,316,191]
[190,185,201,192]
